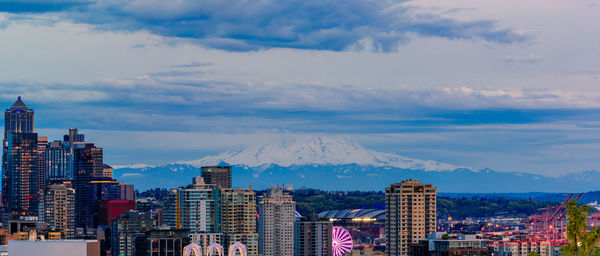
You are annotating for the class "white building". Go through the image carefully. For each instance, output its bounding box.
[8,240,100,256]
[258,188,295,256]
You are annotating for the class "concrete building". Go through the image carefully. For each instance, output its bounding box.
[99,164,113,178]
[110,211,154,256]
[294,214,332,256]
[221,187,259,256]
[201,166,232,188]
[8,240,100,256]
[385,179,437,256]
[411,232,488,256]
[258,188,296,256]
[39,184,76,239]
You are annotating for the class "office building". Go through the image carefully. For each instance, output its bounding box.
[412,233,488,256]
[110,211,154,256]
[73,137,103,232]
[258,188,296,256]
[4,132,39,218]
[88,178,136,228]
[221,187,259,256]
[36,136,48,194]
[294,214,332,256]
[39,184,76,239]
[385,179,437,256]
[201,166,232,188]
[8,240,100,256]
[46,140,73,183]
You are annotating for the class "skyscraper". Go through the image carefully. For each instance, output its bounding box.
[72,135,103,232]
[36,136,48,194]
[5,133,39,218]
[39,184,76,239]
[385,179,437,256]
[45,140,73,183]
[258,188,296,256]
[3,97,34,135]
[2,97,36,219]
[221,187,259,256]
[201,166,232,188]
[294,214,332,256]
[164,177,221,234]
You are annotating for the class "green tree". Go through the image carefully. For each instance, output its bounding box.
[529,251,540,256]
[561,200,600,256]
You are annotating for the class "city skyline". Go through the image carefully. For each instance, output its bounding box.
[0,0,599,177]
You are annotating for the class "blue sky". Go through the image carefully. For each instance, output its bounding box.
[0,0,599,176]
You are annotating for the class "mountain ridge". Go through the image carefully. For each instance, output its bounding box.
[112,136,598,192]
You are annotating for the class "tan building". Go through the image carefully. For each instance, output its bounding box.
[221,187,259,256]
[385,179,437,256]
[258,188,295,256]
[39,184,76,239]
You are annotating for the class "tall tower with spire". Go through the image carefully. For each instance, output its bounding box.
[2,97,39,219]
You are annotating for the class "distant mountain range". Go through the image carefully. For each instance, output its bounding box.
[113,136,600,193]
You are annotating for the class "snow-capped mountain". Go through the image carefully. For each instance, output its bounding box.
[113,136,600,193]
[181,136,461,171]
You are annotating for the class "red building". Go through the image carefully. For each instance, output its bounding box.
[98,200,135,226]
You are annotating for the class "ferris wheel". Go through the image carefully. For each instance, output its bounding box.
[332,226,353,256]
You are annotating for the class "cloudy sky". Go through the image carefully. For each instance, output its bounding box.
[0,0,599,176]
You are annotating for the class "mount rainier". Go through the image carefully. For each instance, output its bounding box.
[114,136,600,192]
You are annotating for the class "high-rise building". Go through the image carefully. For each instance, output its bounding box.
[110,211,154,256]
[39,184,76,239]
[201,166,232,188]
[73,139,103,232]
[36,136,48,194]
[221,187,259,256]
[164,177,221,234]
[385,179,437,256]
[294,214,332,256]
[88,178,136,228]
[5,133,39,218]
[258,188,295,256]
[3,97,34,135]
[2,97,38,220]
[45,140,73,183]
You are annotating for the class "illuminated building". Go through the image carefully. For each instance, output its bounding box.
[5,133,39,218]
[385,179,437,256]
[201,166,232,188]
[258,188,295,256]
[73,139,103,232]
[45,140,73,183]
[36,136,48,194]
[39,184,76,238]
[220,187,259,256]
[2,97,39,219]
[294,214,332,256]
